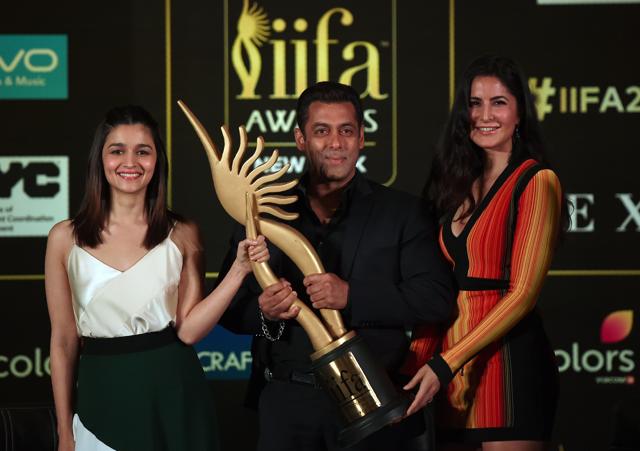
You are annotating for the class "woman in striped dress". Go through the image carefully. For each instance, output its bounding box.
[45,105,268,451]
[403,56,567,450]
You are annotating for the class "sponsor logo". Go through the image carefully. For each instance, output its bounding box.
[253,154,368,175]
[600,310,633,343]
[566,192,640,233]
[0,156,69,237]
[0,35,68,99]
[195,326,253,379]
[555,310,636,384]
[528,77,640,121]
[0,348,51,379]
[199,350,252,373]
[225,0,396,182]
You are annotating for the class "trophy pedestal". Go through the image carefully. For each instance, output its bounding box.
[311,331,410,448]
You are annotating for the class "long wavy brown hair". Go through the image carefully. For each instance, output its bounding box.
[425,55,570,232]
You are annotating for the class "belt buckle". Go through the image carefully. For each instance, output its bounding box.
[264,367,273,382]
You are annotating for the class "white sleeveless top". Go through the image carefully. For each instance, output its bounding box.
[66,237,183,338]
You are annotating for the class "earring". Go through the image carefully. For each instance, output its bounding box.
[514,126,521,141]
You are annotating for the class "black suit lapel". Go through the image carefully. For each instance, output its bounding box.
[341,179,375,279]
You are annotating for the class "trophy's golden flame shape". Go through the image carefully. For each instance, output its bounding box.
[178,100,347,350]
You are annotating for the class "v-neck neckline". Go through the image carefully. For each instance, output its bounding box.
[448,161,516,240]
[74,238,168,273]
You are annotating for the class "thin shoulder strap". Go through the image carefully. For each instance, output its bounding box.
[501,163,544,288]
[168,219,179,239]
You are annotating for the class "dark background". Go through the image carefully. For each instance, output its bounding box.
[1,1,638,450]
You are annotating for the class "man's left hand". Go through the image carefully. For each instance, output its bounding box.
[303,273,349,310]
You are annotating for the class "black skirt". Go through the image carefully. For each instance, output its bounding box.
[75,328,219,451]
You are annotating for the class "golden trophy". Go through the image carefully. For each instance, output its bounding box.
[178,101,409,447]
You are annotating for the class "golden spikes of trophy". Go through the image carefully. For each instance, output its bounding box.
[178,100,409,447]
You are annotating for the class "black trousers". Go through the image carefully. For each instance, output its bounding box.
[256,380,432,451]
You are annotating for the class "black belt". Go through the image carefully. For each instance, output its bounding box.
[456,275,509,291]
[81,327,180,355]
[265,366,321,389]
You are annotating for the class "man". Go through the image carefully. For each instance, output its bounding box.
[219,81,454,451]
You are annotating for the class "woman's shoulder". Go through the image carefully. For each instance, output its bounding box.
[48,219,74,243]
[46,220,75,264]
[529,165,561,188]
[516,159,560,188]
[517,164,562,206]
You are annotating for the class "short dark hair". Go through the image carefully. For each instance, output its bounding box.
[72,105,177,249]
[295,81,364,133]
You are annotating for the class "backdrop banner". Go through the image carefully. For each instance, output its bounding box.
[1,1,637,450]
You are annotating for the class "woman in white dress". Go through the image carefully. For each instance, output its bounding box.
[44,105,268,451]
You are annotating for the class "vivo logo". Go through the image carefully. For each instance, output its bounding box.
[0,35,68,99]
[0,48,59,73]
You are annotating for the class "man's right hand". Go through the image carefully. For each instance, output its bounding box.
[258,279,300,320]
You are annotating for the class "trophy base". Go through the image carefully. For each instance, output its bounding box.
[337,392,409,448]
[311,331,410,448]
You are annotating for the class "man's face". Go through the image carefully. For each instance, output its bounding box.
[294,101,364,185]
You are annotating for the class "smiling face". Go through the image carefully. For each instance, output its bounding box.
[468,75,520,154]
[102,123,157,196]
[294,101,364,187]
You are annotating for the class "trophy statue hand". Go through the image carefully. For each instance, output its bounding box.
[178,100,347,345]
[177,100,298,225]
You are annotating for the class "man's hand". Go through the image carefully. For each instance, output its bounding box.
[258,279,300,320]
[303,273,349,310]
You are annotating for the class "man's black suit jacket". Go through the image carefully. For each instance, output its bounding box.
[218,174,455,406]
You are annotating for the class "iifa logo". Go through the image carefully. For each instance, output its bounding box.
[0,35,68,99]
[231,0,387,100]
[555,310,636,384]
[225,0,396,183]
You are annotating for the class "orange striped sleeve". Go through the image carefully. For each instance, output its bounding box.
[441,169,562,374]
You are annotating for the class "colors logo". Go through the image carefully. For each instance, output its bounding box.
[600,310,633,344]
[0,348,51,379]
[0,35,68,99]
[555,310,636,384]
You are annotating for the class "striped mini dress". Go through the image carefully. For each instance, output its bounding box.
[405,158,561,443]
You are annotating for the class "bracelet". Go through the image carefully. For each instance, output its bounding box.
[259,310,285,342]
[427,354,454,387]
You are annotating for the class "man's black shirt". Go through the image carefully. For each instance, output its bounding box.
[219,171,455,396]
[270,172,359,374]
